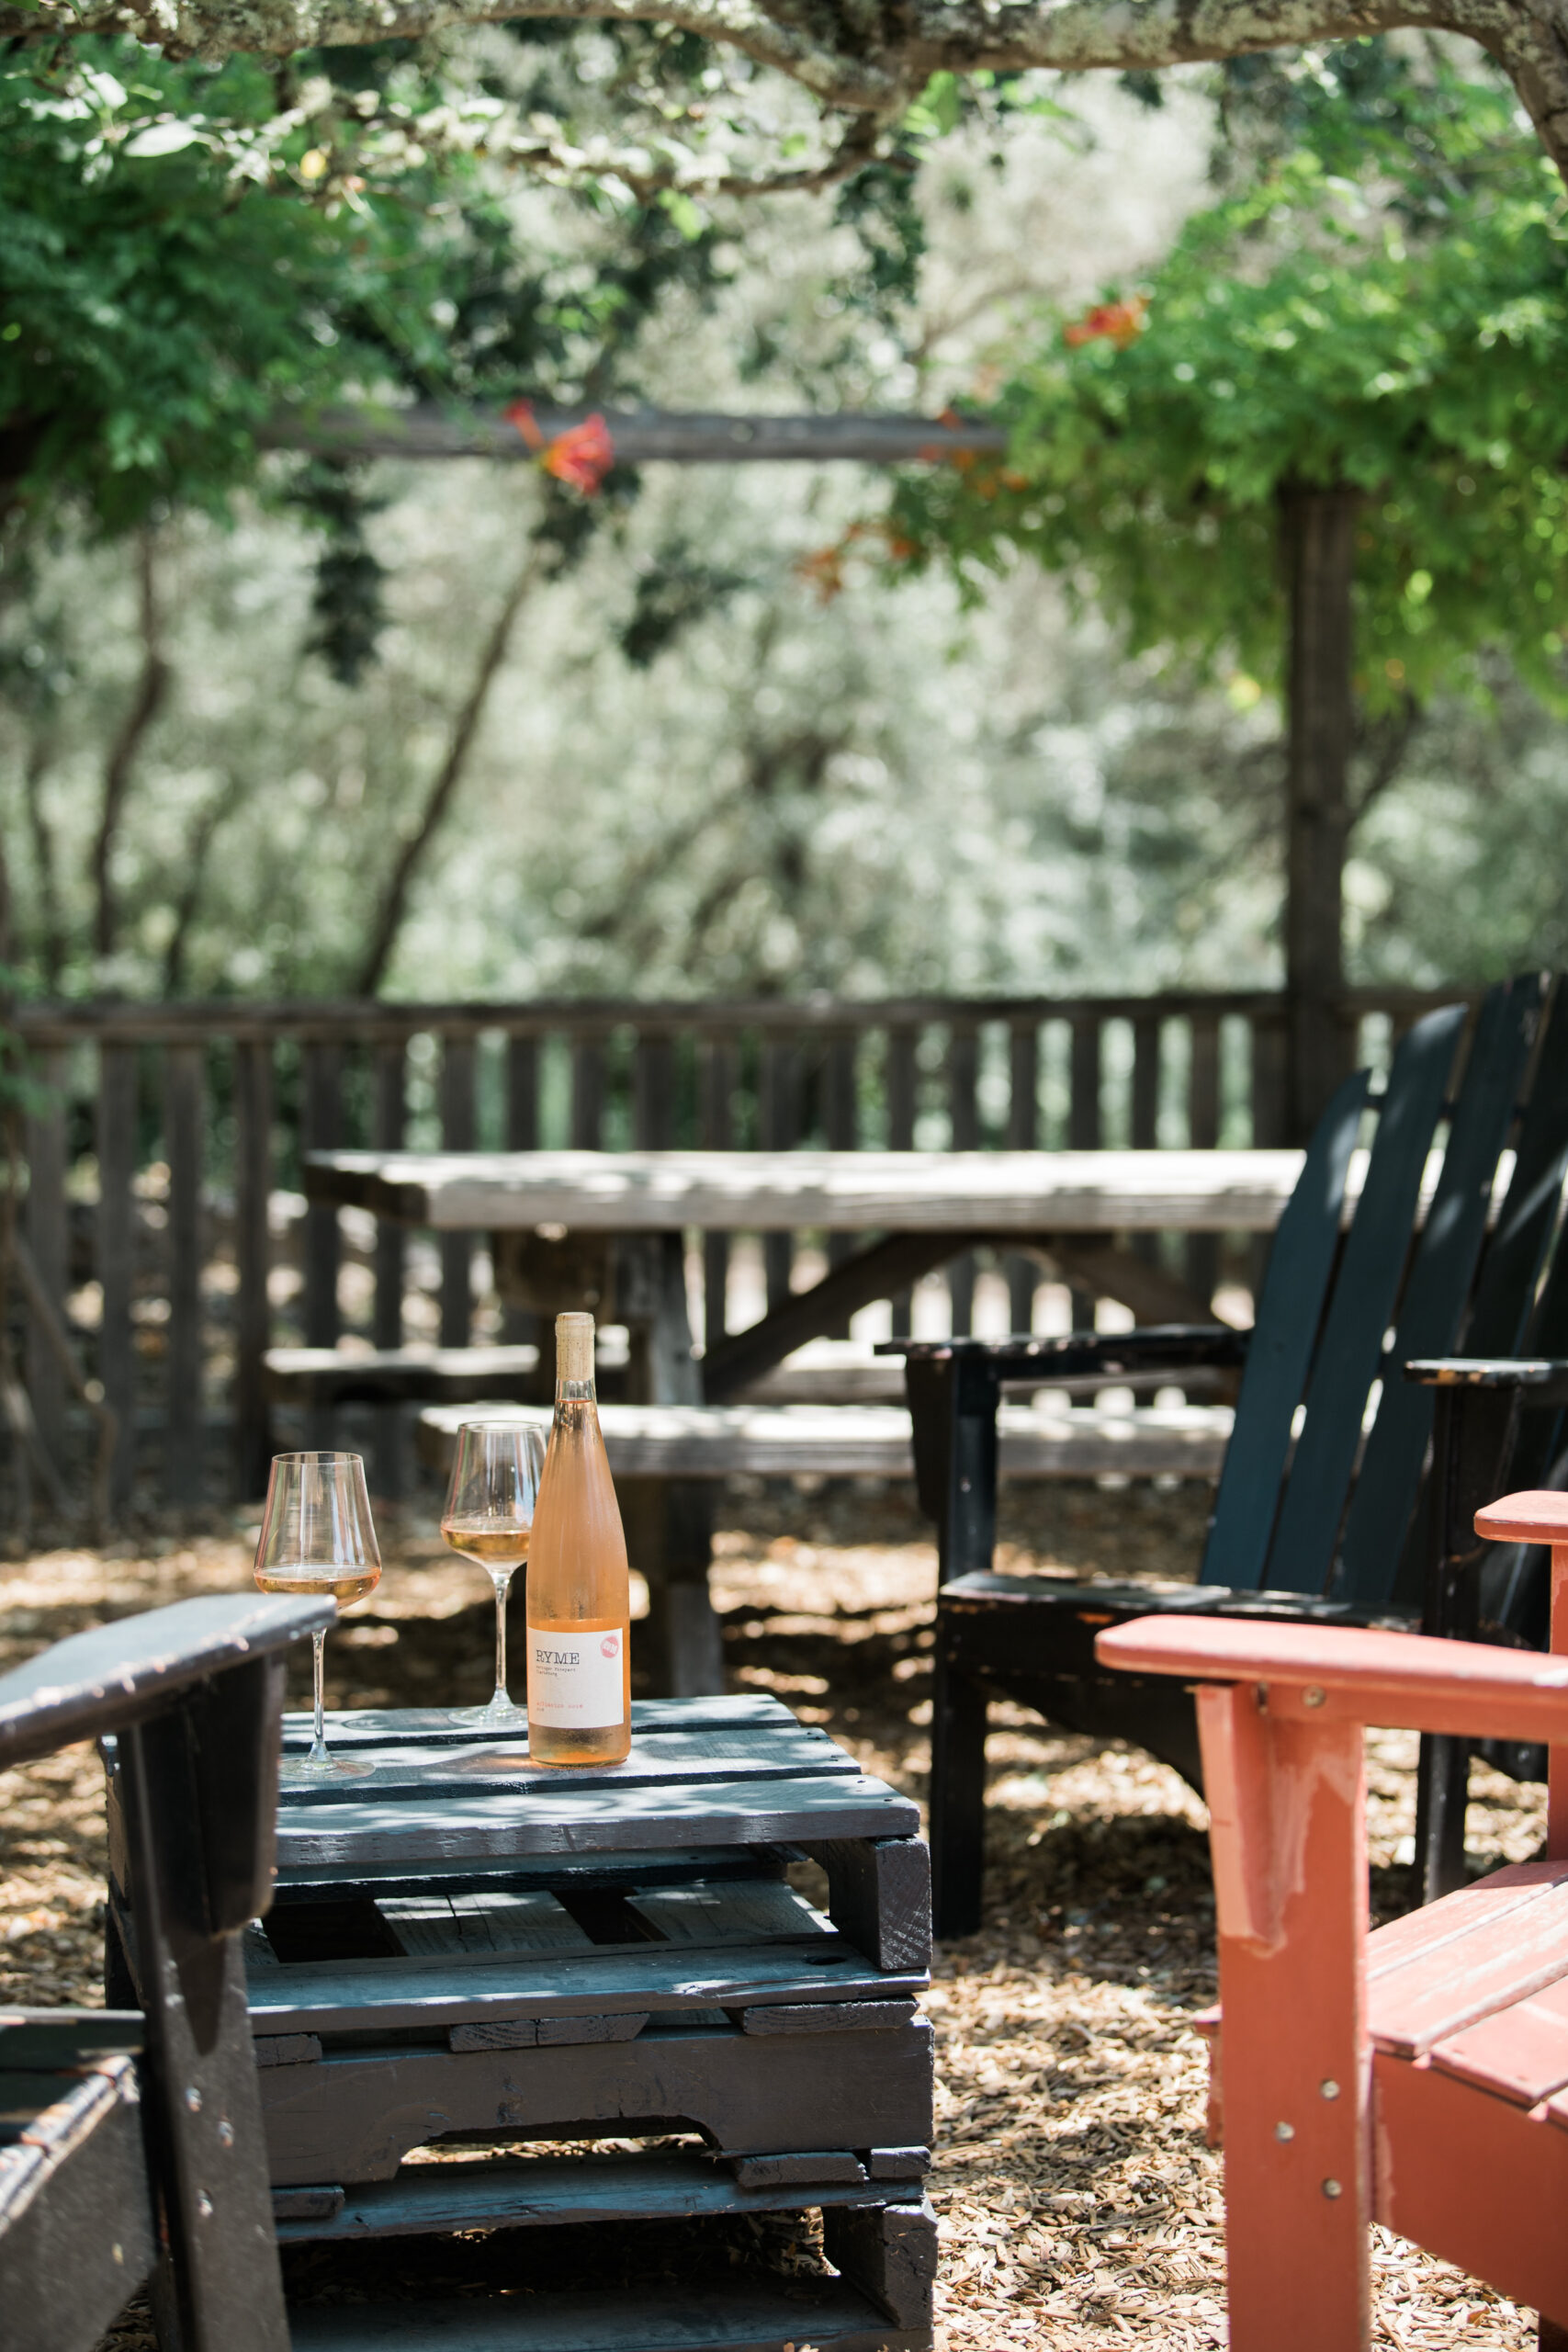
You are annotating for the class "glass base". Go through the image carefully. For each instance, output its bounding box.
[465,1690,529,1730]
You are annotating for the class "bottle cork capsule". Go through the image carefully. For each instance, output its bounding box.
[556,1311,595,1384]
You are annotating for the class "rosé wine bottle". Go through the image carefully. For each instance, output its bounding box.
[525,1313,632,1766]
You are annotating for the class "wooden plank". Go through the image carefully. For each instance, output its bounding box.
[823,2198,937,2333]
[302,1042,343,1364]
[245,1940,903,2036]
[1428,1968,1568,2107]
[573,1048,606,1157]
[275,1723,862,1805]
[760,1037,796,1315]
[1006,1021,1039,1330]
[270,2148,917,2243]
[272,1772,919,1868]
[288,2277,928,2352]
[163,1044,205,1504]
[1369,1873,1568,2058]
[1337,977,1545,1604]
[0,2059,158,2352]
[416,1396,1232,1482]
[1463,986,1568,1356]
[1198,1068,1369,1591]
[438,1035,476,1348]
[627,1881,829,1944]
[233,1038,274,1498]
[1363,1858,1568,1980]
[634,1031,677,1151]
[302,1146,1312,1234]
[808,1838,931,1975]
[375,1889,592,1956]
[96,1041,138,1510]
[1373,2049,1568,2327]
[23,1047,68,1473]
[886,1025,918,1340]
[255,2035,322,2068]
[259,2018,934,2185]
[279,1694,795,1752]
[372,1041,406,1351]
[265,1345,539,1407]
[947,1023,978,1337]
[736,2000,919,2035]
[731,2151,865,2186]
[1264,1007,1462,1595]
[1185,1012,1220,1314]
[699,1035,733,1348]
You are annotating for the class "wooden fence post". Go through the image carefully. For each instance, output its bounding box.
[824,1031,858,1336]
[96,1043,138,1511]
[947,1021,978,1337]
[886,1024,918,1340]
[163,1044,205,1504]
[1188,1012,1221,1315]
[300,1041,342,1450]
[1068,1013,1102,1331]
[439,1034,476,1348]
[700,1036,734,1351]
[760,1036,796,1316]
[233,1038,273,1499]
[373,1036,407,1498]
[24,1048,68,1478]
[1007,1020,1039,1334]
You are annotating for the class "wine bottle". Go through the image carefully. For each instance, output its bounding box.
[525,1311,632,1765]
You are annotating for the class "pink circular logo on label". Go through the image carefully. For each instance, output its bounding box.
[601,1633,620,1658]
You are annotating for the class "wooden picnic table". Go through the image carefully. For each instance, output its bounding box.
[301,1146,1296,1696]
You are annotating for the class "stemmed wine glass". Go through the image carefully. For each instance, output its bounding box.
[440,1419,547,1725]
[253,1452,382,1773]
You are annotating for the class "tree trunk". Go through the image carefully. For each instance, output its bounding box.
[93,531,170,964]
[354,545,545,997]
[1280,481,1359,1144]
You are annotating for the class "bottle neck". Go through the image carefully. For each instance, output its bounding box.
[556,1374,597,1405]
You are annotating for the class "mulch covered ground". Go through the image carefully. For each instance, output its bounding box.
[0,1477,1546,2348]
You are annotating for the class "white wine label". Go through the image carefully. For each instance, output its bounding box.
[525,1624,626,1730]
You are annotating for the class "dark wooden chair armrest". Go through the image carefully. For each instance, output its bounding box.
[0,1592,332,1769]
[877,1325,1249,1382]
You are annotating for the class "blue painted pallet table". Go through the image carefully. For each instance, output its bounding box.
[107,1692,936,2352]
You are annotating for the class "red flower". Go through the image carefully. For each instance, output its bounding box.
[1064,296,1147,350]
[543,414,615,495]
[504,397,545,451]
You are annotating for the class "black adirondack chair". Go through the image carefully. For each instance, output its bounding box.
[885,973,1568,1937]
[1,1591,327,2352]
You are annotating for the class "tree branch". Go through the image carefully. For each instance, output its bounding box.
[92,530,170,965]
[353,541,550,996]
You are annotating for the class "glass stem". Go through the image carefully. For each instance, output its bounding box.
[491,1569,513,1708]
[310,1628,329,1763]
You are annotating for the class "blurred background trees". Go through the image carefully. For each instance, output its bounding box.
[1,28,1565,1018]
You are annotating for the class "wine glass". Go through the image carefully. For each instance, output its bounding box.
[254,1452,381,1773]
[440,1419,547,1726]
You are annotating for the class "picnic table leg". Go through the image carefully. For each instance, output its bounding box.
[1198,1681,1371,2351]
[618,1233,722,1698]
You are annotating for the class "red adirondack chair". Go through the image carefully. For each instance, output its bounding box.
[1097,1490,1568,2352]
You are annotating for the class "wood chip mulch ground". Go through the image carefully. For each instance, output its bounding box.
[0,1476,1546,2348]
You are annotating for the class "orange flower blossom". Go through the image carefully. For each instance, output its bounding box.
[503,400,615,494]
[1064,296,1147,350]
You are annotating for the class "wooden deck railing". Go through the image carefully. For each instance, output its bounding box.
[11,988,1465,1508]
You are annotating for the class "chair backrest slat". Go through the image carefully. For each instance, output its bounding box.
[1335,973,1547,1605]
[1463,989,1568,1360]
[1199,1068,1369,1592]
[1263,1005,1465,1596]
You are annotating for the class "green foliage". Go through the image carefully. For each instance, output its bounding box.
[886,49,1568,718]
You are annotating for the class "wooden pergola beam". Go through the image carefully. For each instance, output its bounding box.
[259,403,1008,466]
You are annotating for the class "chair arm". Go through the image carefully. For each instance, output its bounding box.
[1095,1612,1568,1747]
[1404,1356,1568,1405]
[878,1326,1249,1383]
[0,1592,333,1769]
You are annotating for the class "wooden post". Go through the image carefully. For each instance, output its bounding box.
[947,1020,978,1337]
[1197,1681,1371,2349]
[760,1036,795,1315]
[570,1037,604,1150]
[886,1023,918,1340]
[23,1047,68,1476]
[1187,1011,1221,1316]
[438,1034,476,1348]
[502,1033,540,1361]
[1068,1014,1102,1331]
[97,1042,138,1511]
[372,1038,406,1496]
[232,1039,273,1499]
[700,1036,734,1351]
[1281,481,1359,1144]
[300,1041,341,1451]
[1131,1012,1161,1273]
[1007,1020,1039,1334]
[163,1044,205,1505]
[823,1030,858,1335]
